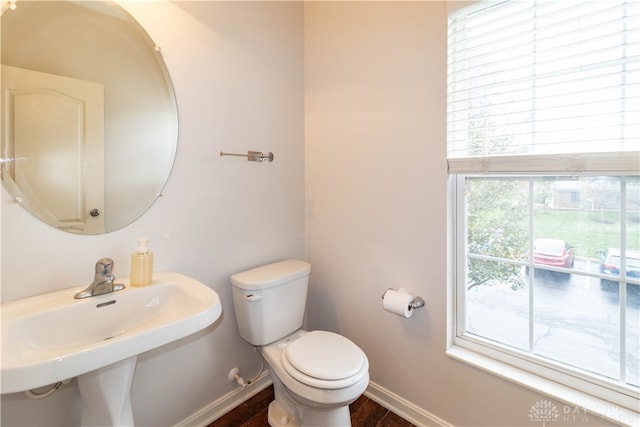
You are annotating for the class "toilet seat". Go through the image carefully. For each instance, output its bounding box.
[282,331,367,390]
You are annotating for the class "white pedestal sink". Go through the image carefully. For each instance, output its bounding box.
[1,272,222,426]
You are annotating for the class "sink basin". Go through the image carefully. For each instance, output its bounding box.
[1,272,222,394]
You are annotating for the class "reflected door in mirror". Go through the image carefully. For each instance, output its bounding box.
[2,65,105,233]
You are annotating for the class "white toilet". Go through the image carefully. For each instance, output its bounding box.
[231,259,369,427]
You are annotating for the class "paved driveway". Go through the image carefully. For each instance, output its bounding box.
[466,259,639,387]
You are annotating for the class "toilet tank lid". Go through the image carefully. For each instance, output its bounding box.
[230,259,311,290]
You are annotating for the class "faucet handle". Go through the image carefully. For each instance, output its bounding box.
[95,258,114,275]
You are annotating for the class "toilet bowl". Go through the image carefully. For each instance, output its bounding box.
[261,330,369,427]
[230,259,370,427]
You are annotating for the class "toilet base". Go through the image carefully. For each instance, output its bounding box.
[300,405,351,427]
[267,370,354,427]
[268,400,300,427]
[267,400,352,427]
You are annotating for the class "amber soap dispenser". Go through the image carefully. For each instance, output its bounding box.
[130,238,153,286]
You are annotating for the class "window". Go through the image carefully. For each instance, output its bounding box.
[447,0,640,419]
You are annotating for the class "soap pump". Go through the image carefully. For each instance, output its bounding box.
[130,238,153,286]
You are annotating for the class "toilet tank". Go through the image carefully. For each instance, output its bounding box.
[231,259,311,346]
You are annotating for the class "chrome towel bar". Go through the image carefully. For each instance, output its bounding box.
[220,150,274,162]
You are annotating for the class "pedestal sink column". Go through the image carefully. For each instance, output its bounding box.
[77,356,137,426]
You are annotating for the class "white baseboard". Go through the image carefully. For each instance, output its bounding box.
[174,373,452,427]
[364,381,454,427]
[173,372,272,427]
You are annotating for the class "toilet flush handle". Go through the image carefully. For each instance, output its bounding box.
[244,294,264,302]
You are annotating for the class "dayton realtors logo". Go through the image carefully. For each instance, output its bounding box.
[528,400,625,426]
[529,400,559,427]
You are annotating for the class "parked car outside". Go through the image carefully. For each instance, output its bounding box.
[600,248,640,285]
[529,238,575,279]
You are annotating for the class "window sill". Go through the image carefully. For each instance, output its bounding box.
[446,345,640,427]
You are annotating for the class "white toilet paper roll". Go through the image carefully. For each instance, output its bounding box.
[382,289,413,318]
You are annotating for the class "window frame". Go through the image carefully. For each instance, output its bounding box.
[447,172,640,425]
[446,0,640,420]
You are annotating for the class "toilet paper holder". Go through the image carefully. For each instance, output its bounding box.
[381,288,425,311]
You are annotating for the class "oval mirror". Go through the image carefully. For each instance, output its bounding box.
[1,0,178,234]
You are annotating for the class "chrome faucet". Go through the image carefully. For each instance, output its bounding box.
[74,258,125,299]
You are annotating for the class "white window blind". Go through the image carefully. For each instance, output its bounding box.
[447,0,640,173]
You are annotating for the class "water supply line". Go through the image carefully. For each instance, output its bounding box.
[229,347,265,389]
[25,379,72,399]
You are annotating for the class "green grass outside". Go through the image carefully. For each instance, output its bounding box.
[534,208,640,259]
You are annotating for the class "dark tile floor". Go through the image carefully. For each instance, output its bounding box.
[207,385,416,427]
